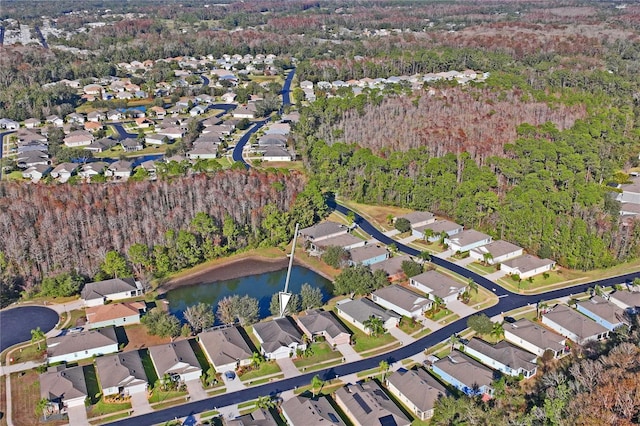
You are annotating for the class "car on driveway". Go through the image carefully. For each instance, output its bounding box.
[224,370,236,381]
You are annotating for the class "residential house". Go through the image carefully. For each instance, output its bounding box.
[107,110,123,121]
[299,221,348,244]
[264,122,290,136]
[46,115,64,127]
[83,84,102,96]
[78,162,108,179]
[0,118,19,129]
[469,240,524,265]
[85,301,146,329]
[252,317,306,360]
[66,112,85,124]
[190,105,207,117]
[40,365,88,414]
[295,310,351,346]
[259,135,287,147]
[226,408,278,426]
[347,244,388,266]
[120,138,144,152]
[314,234,366,253]
[221,92,237,103]
[105,160,134,179]
[138,160,157,178]
[334,381,411,426]
[50,162,79,182]
[607,290,640,314]
[135,117,154,128]
[145,133,168,145]
[87,111,106,122]
[80,277,143,307]
[198,326,253,372]
[84,121,103,132]
[24,117,41,128]
[85,137,118,153]
[22,164,51,182]
[335,298,400,334]
[157,127,185,139]
[430,351,496,398]
[149,106,166,119]
[232,103,257,119]
[187,144,218,160]
[196,94,214,104]
[371,285,432,318]
[63,130,94,148]
[445,229,492,253]
[369,255,408,282]
[616,176,640,205]
[95,351,148,396]
[463,338,538,378]
[500,255,555,279]
[46,326,119,364]
[410,271,466,303]
[262,146,292,161]
[541,304,610,345]
[503,319,568,359]
[397,211,435,229]
[16,151,50,168]
[281,395,347,426]
[202,117,223,128]
[576,296,626,331]
[386,368,447,421]
[148,340,203,382]
[412,220,463,241]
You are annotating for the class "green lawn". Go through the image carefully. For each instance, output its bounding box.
[6,343,46,364]
[398,317,423,335]
[426,308,454,322]
[189,338,212,371]
[89,398,131,417]
[497,269,584,293]
[148,390,188,404]
[89,412,130,425]
[466,262,499,275]
[351,327,397,353]
[239,361,281,382]
[84,365,102,404]
[139,349,159,387]
[293,342,342,369]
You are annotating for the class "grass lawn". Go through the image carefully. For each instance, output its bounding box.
[64,309,87,328]
[498,269,585,293]
[348,323,397,353]
[293,342,342,369]
[6,171,26,181]
[148,390,188,404]
[244,374,285,386]
[426,308,454,322]
[398,317,423,335]
[89,398,131,417]
[7,343,46,364]
[293,380,344,396]
[189,339,212,372]
[337,199,412,231]
[409,240,447,254]
[293,243,342,281]
[139,349,159,386]
[411,327,432,339]
[242,325,263,353]
[120,323,172,352]
[84,365,102,404]
[11,370,66,426]
[466,262,499,275]
[239,361,281,382]
[259,160,305,172]
[89,412,129,425]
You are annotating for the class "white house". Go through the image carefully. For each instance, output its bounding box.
[371,285,432,318]
[397,211,435,229]
[503,319,568,359]
[80,277,144,307]
[409,270,466,303]
[412,220,463,241]
[148,340,203,382]
[607,290,640,314]
[252,317,306,360]
[541,304,609,345]
[198,327,253,372]
[500,255,555,279]
[105,160,134,179]
[262,146,292,161]
[386,368,447,421]
[445,229,492,253]
[462,338,538,379]
[85,301,146,329]
[335,298,400,335]
[40,365,88,413]
[50,163,79,183]
[95,351,148,396]
[469,240,523,265]
[46,326,119,364]
[430,351,496,398]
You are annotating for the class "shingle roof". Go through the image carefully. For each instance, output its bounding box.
[47,326,118,359]
[335,381,411,426]
[372,285,432,314]
[198,327,253,367]
[40,365,87,402]
[414,220,462,235]
[369,256,406,277]
[81,278,138,301]
[387,369,447,414]
[315,234,363,249]
[253,317,303,354]
[348,245,388,264]
[410,270,464,299]
[447,229,491,248]
[336,298,400,325]
[577,296,625,325]
[608,290,640,310]
[398,211,434,225]
[501,255,555,273]
[227,407,278,426]
[148,340,201,377]
[470,240,522,258]
[432,350,495,390]
[85,301,145,325]
[299,222,347,240]
[95,351,148,390]
[543,305,609,341]
[282,395,347,426]
[465,338,537,372]
[297,310,350,340]
[504,319,565,353]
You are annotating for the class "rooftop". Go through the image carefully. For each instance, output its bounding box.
[95,351,148,390]
[372,285,432,314]
[299,221,347,241]
[335,381,411,426]
[40,365,87,402]
[543,305,609,341]
[577,296,626,325]
[315,234,363,250]
[297,310,351,339]
[85,301,146,325]
[253,317,303,354]
[432,350,496,390]
[398,211,434,225]
[446,229,491,248]
[410,270,464,299]
[464,338,537,372]
[387,368,447,414]
[47,326,118,359]
[501,255,555,273]
[282,395,347,426]
[198,326,253,367]
[504,319,566,353]
[81,278,139,301]
[348,245,388,264]
[414,220,462,235]
[336,298,401,325]
[470,240,522,258]
[148,340,201,376]
[608,290,640,309]
[226,408,278,426]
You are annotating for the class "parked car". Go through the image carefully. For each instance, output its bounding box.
[224,370,236,380]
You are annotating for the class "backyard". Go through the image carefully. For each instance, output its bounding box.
[10,370,66,426]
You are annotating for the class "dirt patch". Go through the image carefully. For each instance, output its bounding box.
[0,377,6,426]
[120,323,174,352]
[10,370,66,426]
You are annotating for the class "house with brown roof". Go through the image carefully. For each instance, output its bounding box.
[409,270,466,303]
[40,365,88,413]
[369,255,407,282]
[503,319,568,359]
[334,381,411,426]
[148,340,202,382]
[281,395,347,426]
[198,326,253,372]
[295,310,351,346]
[371,285,432,318]
[541,304,609,345]
[386,368,447,421]
[95,351,148,396]
[46,326,119,364]
[85,301,146,329]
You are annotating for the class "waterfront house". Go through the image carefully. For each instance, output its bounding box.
[46,326,119,364]
[347,245,389,267]
[252,317,306,360]
[370,285,432,318]
[295,310,351,346]
[85,301,146,329]
[198,326,253,372]
[148,340,202,382]
[81,277,144,307]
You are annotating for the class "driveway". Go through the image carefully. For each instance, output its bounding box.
[130,390,152,414]
[388,327,415,345]
[336,343,361,362]
[486,270,507,282]
[454,257,476,267]
[447,299,479,318]
[276,357,300,378]
[223,373,246,392]
[185,379,208,402]
[434,249,454,259]
[67,404,88,426]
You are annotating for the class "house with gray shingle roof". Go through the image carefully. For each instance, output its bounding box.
[504,319,568,359]
[81,277,143,307]
[541,304,609,345]
[148,340,202,382]
[282,395,347,426]
[576,296,627,331]
[501,255,555,279]
[469,240,523,265]
[430,350,496,397]
[445,229,492,253]
[608,290,640,314]
[95,351,148,396]
[313,234,365,252]
[412,220,463,241]
[299,221,348,243]
[252,317,306,360]
[46,326,119,364]
[371,285,432,318]
[348,245,388,267]
[397,211,435,229]
[386,368,447,421]
[334,381,411,426]
[198,326,253,372]
[463,338,538,378]
[40,365,88,412]
[335,298,400,335]
[227,408,278,426]
[409,270,466,303]
[295,310,351,347]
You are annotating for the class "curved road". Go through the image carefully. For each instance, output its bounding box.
[109,199,640,425]
[0,306,59,352]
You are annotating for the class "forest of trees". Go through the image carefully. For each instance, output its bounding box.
[0,169,329,303]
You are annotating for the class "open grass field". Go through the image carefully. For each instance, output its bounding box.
[293,342,342,369]
[337,199,413,231]
[338,318,397,353]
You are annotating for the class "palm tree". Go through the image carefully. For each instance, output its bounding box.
[311,375,324,398]
[379,360,389,381]
[256,395,274,409]
[491,322,504,340]
[250,352,263,369]
[418,251,431,263]
[482,252,494,266]
[467,279,479,295]
[536,300,548,319]
[31,327,46,350]
[432,296,445,312]
[363,316,385,337]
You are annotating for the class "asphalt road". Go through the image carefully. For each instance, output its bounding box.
[0,306,59,352]
[108,200,640,426]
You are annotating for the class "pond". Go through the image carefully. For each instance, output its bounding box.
[165,265,333,323]
[0,306,59,352]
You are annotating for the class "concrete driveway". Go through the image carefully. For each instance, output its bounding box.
[336,343,361,362]
[447,299,479,318]
[388,327,414,345]
[223,372,246,392]
[130,391,152,414]
[185,379,208,402]
[66,404,88,426]
[276,357,300,378]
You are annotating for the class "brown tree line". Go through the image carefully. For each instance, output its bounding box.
[0,170,305,286]
[316,87,586,165]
